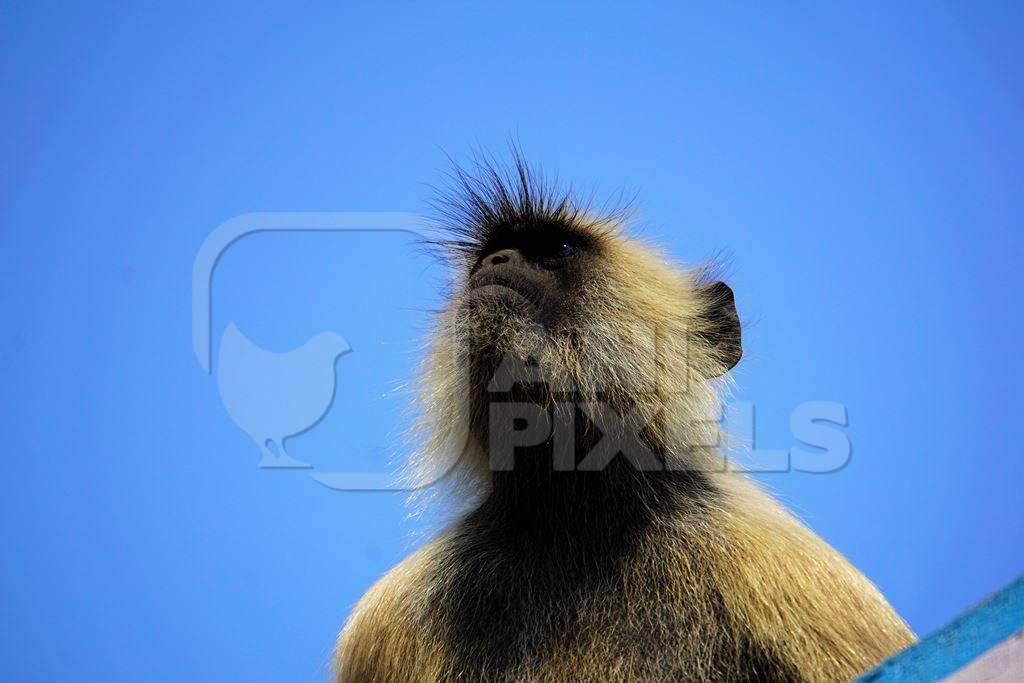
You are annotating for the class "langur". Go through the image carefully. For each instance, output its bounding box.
[333,158,914,681]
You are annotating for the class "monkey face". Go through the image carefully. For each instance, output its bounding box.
[450,225,583,410]
[431,156,743,379]
[464,222,595,329]
[449,214,742,409]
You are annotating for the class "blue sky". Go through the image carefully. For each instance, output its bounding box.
[2,3,1022,680]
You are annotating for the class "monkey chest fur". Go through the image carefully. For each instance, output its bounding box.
[411,506,800,682]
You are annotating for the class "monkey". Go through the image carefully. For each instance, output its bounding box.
[332,157,915,682]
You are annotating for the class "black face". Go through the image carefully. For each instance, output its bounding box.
[466,221,597,328]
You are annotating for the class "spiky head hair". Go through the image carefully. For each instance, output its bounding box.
[427,152,630,273]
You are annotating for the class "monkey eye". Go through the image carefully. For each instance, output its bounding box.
[555,241,578,257]
[473,228,588,272]
[536,234,587,269]
[546,233,585,259]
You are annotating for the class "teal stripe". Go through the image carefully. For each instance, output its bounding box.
[857,574,1024,682]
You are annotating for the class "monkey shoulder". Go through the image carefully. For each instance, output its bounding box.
[707,482,916,680]
[332,538,450,683]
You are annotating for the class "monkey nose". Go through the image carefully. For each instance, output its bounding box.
[480,248,521,269]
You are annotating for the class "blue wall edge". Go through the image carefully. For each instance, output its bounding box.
[856,574,1024,682]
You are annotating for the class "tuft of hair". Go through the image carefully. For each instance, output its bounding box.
[428,149,628,268]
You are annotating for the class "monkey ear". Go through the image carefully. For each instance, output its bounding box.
[699,281,742,376]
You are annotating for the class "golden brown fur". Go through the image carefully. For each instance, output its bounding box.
[333,161,914,681]
[337,492,911,681]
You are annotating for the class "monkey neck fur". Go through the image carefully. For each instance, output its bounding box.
[466,386,718,553]
[444,301,729,554]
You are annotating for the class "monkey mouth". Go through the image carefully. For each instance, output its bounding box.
[466,270,548,315]
[466,284,539,315]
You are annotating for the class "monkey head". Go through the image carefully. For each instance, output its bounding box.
[414,159,742,493]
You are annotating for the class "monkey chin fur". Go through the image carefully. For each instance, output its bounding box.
[332,159,915,682]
